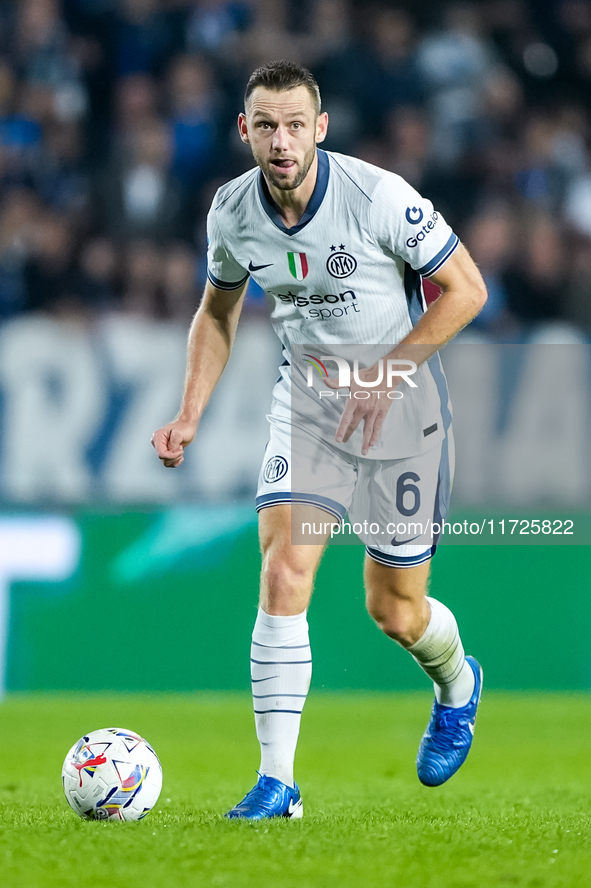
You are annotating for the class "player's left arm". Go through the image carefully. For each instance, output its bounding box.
[333,243,487,453]
[397,241,487,356]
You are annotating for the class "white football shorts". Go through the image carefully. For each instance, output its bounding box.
[256,415,454,568]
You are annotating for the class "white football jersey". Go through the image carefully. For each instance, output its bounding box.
[206,150,457,459]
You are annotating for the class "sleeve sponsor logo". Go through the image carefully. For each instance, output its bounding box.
[405,206,424,224]
[405,211,439,248]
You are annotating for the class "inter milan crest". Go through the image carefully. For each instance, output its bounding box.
[287,252,308,280]
[326,244,357,279]
[263,455,288,483]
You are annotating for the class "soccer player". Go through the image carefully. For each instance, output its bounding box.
[152,61,487,820]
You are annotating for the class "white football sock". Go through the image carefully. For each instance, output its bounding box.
[407,597,475,708]
[251,607,311,788]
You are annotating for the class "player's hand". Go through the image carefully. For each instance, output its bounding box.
[151,420,197,468]
[324,367,396,456]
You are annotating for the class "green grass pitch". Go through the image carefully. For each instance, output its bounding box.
[1,693,590,888]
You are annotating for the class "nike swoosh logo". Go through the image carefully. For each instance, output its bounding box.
[287,798,303,817]
[468,722,475,735]
[390,535,419,546]
[248,261,273,272]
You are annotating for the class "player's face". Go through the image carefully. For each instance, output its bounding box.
[239,86,328,192]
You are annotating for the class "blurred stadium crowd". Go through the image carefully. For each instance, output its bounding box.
[1,0,591,337]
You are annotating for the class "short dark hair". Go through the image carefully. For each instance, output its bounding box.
[244,60,321,115]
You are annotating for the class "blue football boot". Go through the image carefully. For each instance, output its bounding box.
[417,655,483,787]
[225,773,303,820]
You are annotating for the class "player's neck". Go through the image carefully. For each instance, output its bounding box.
[264,152,319,229]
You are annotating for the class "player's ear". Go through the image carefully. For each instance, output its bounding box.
[238,112,250,144]
[315,112,328,145]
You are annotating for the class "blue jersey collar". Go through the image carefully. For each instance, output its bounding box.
[257,149,330,236]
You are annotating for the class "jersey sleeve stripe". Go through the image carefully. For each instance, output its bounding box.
[417,232,459,277]
[207,269,250,290]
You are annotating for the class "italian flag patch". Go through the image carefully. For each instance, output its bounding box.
[287,252,308,280]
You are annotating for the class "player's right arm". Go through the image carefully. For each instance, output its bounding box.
[151,279,248,467]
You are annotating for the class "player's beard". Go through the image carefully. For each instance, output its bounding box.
[262,144,316,191]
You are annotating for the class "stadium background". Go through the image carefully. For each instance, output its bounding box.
[1,0,591,697]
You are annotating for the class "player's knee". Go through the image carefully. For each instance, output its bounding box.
[262,551,314,597]
[367,597,427,647]
[260,557,313,613]
[374,614,423,647]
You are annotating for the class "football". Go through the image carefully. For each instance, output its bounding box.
[62,727,163,821]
